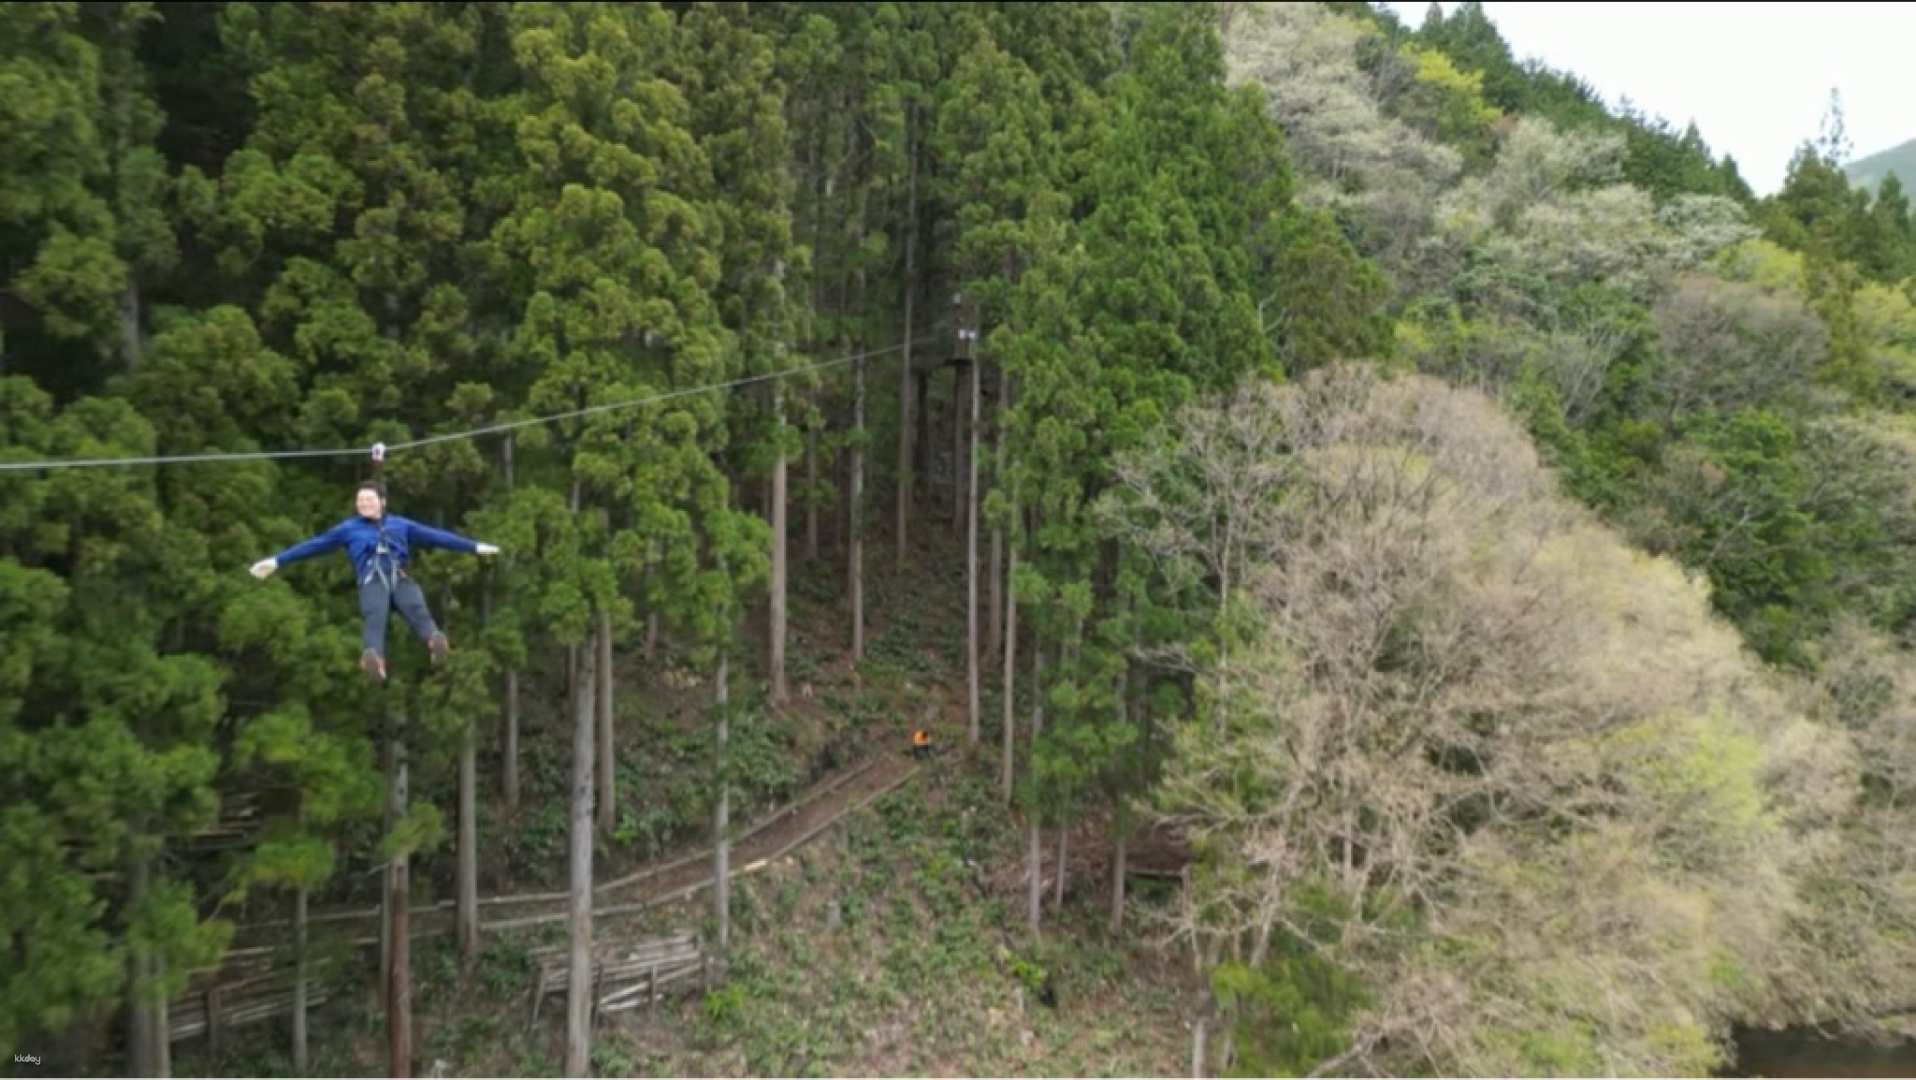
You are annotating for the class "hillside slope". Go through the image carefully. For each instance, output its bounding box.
[1847,136,1916,192]
[156,527,1207,1079]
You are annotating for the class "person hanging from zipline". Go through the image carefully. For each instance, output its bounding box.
[248,479,500,683]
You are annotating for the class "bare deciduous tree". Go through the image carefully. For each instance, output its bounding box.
[1117,366,1848,1076]
[1653,272,1827,421]
[1221,3,1462,295]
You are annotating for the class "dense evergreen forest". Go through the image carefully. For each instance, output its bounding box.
[5,1,1916,1076]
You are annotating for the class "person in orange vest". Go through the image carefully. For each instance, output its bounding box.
[911,727,933,760]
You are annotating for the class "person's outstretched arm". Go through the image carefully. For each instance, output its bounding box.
[404,519,498,557]
[251,521,349,579]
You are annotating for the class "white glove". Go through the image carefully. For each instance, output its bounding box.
[475,543,500,557]
[250,557,279,580]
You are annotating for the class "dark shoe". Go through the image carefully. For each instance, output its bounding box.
[361,649,387,683]
[428,632,450,666]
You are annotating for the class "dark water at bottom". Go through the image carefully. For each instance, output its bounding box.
[1727,1026,1916,1078]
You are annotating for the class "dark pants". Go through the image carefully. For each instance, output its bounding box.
[358,572,439,658]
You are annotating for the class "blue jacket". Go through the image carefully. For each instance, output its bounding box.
[274,514,479,585]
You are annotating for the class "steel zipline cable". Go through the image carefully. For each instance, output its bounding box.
[0,338,935,473]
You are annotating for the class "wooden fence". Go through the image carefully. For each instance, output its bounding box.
[528,931,707,1025]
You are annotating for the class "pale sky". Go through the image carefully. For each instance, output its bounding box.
[1378,2,1916,196]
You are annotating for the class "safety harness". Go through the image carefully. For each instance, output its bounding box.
[363,518,405,592]
[362,442,401,591]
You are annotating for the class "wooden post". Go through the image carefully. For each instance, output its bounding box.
[806,425,819,562]
[388,702,412,1079]
[1002,544,1018,804]
[206,987,221,1060]
[915,371,930,501]
[988,364,1007,664]
[380,734,393,1014]
[770,384,789,706]
[1114,665,1139,934]
[565,640,596,1077]
[1027,641,1045,936]
[966,331,980,743]
[458,720,479,962]
[850,156,870,655]
[592,957,604,1028]
[852,336,866,662]
[596,607,615,833]
[1055,826,1068,908]
[156,959,170,1078]
[714,651,732,953]
[951,362,964,523]
[503,435,520,811]
[127,844,158,1078]
[505,667,521,812]
[294,799,310,1074]
[896,111,918,573]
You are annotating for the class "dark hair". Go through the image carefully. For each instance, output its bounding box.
[355,479,386,501]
